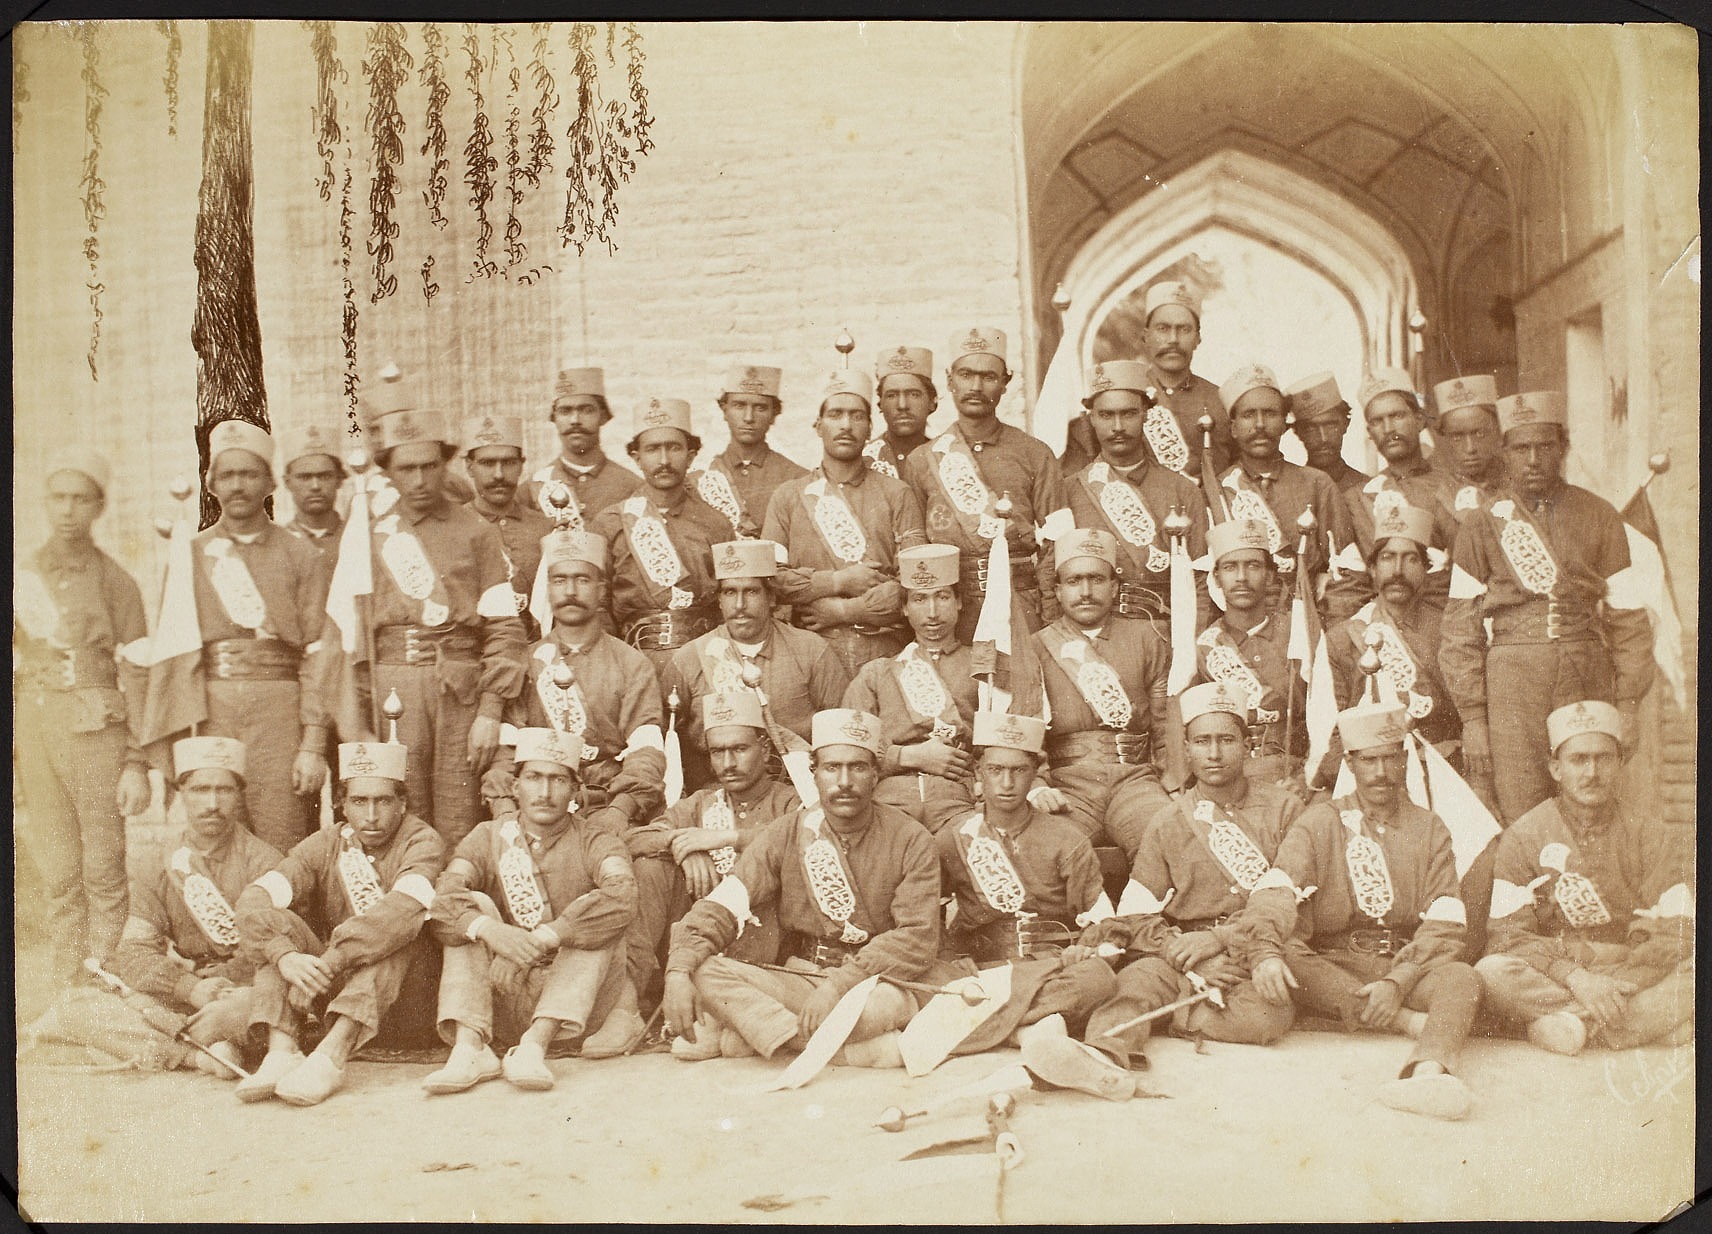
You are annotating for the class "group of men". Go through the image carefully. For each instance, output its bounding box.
[16,282,1691,1119]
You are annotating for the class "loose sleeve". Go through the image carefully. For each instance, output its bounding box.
[295,543,335,740]
[1384,821,1466,996]
[236,839,323,967]
[836,824,941,995]
[1439,517,1492,723]
[1625,824,1694,969]
[113,871,201,1004]
[429,828,496,944]
[545,831,637,950]
[1482,823,1571,976]
[764,488,836,605]
[604,656,667,827]
[666,812,789,976]
[472,521,529,719]
[322,827,448,975]
[1081,808,1178,954]
[1229,809,1320,970]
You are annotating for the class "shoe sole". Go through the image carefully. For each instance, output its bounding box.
[1377,1077,1471,1121]
[1021,1036,1134,1101]
[503,1073,556,1091]
[235,1084,278,1104]
[422,1069,501,1095]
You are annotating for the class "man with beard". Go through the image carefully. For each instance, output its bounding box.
[694,364,808,539]
[1431,375,1508,520]
[1032,528,1171,863]
[1220,366,1367,622]
[1287,381,1371,496]
[662,709,938,1067]
[1245,701,1482,1121]
[235,736,446,1106]
[1476,701,1692,1055]
[423,727,640,1093]
[664,538,850,791]
[524,367,643,524]
[903,327,1071,643]
[864,346,937,479]
[462,413,554,641]
[1082,682,1305,1067]
[279,425,347,559]
[764,368,927,676]
[1440,391,1653,822]
[592,397,737,676]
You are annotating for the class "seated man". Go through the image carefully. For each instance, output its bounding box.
[235,738,447,1106]
[933,710,1132,1098]
[624,692,800,1008]
[661,709,938,1065]
[111,737,285,1077]
[1243,702,1482,1121]
[1475,701,1692,1055]
[842,544,980,834]
[1083,682,1306,1067]
[423,727,640,1094]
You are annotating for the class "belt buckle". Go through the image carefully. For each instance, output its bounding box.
[405,628,426,664]
[1546,602,1561,641]
[59,651,76,690]
[1351,928,1394,956]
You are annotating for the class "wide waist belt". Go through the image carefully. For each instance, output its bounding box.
[1175,914,1234,932]
[1114,579,1167,620]
[203,638,302,681]
[624,610,716,652]
[792,936,862,967]
[1046,730,1152,767]
[961,556,1039,594]
[374,624,482,665]
[15,645,119,692]
[1490,600,1599,644]
[815,620,908,640]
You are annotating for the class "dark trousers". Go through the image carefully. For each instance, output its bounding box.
[1486,640,1614,822]
[204,678,315,852]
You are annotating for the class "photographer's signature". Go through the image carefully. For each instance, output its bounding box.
[1604,1044,1692,1106]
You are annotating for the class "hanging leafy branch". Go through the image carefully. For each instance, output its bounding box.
[155,20,181,136]
[77,22,108,381]
[362,23,412,303]
[340,161,360,429]
[623,24,656,158]
[523,24,556,186]
[304,21,344,203]
[418,22,451,232]
[462,24,499,280]
[559,23,600,255]
[499,28,528,272]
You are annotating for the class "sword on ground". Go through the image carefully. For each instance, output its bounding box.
[1094,970,1225,1039]
[84,958,252,1079]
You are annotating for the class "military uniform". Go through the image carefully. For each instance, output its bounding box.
[843,644,980,834]
[524,367,644,523]
[1193,614,1302,781]
[695,445,808,541]
[1327,598,1461,751]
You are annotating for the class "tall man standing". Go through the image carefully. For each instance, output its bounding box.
[1440,391,1654,823]
[279,425,347,558]
[524,367,643,523]
[462,413,553,641]
[764,368,927,675]
[864,346,937,479]
[695,364,807,539]
[16,450,150,985]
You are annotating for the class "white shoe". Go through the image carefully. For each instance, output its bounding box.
[235,1047,305,1103]
[834,1030,903,1069]
[1021,1023,1135,1101]
[670,1015,725,1062]
[422,1043,503,1094]
[1377,1070,1472,1121]
[580,1008,646,1060]
[275,1051,346,1107]
[1526,1011,1588,1056]
[502,1041,556,1091]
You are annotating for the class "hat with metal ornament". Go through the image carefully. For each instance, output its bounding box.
[875,346,933,381]
[1496,390,1568,436]
[1433,374,1498,416]
[633,396,694,438]
[461,413,525,455]
[514,726,583,771]
[1370,502,1435,551]
[1217,363,1282,413]
[949,327,1007,365]
[810,708,885,756]
[1144,280,1202,323]
[701,690,766,734]
[540,527,607,573]
[1358,367,1419,411]
[897,543,960,591]
[721,365,782,400]
[1081,360,1156,408]
[1179,680,1248,730]
[371,407,457,460]
[281,424,345,470]
[820,369,874,409]
[338,739,409,783]
[553,367,606,404]
[45,448,113,496]
[1546,700,1623,752]
[1205,518,1273,565]
[1053,526,1119,571]
[361,364,415,424]
[1285,372,1349,423]
[208,420,277,471]
[173,735,247,781]
[1336,700,1411,752]
[972,709,1046,755]
[712,538,778,580]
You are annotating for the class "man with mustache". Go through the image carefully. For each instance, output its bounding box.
[1287,382,1371,496]
[235,735,446,1106]
[1244,701,1482,1121]
[903,327,1072,643]
[424,726,640,1093]
[589,397,737,676]
[1082,682,1305,1068]
[624,691,799,1015]
[1430,375,1508,519]
[462,413,554,641]
[694,364,808,539]
[1341,369,1461,611]
[1031,528,1171,863]
[1222,366,1368,623]
[763,369,927,676]
[1476,701,1692,1055]
[1439,391,1654,823]
[279,425,347,559]
[662,709,938,1067]
[663,538,851,791]
[864,346,937,479]
[1048,360,1212,629]
[523,367,643,524]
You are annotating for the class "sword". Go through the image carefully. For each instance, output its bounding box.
[83,958,252,1079]
[1095,969,1226,1039]
[752,961,988,1006]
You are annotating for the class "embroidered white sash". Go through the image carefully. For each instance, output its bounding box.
[929,433,1005,542]
[1339,808,1395,924]
[337,828,386,917]
[1086,463,1170,572]
[701,789,738,876]
[798,808,868,945]
[956,813,1027,914]
[13,568,64,643]
[1490,500,1559,595]
[894,644,960,743]
[696,465,746,531]
[170,847,240,948]
[1142,406,1192,474]
[497,819,550,928]
[802,476,868,564]
[375,515,452,626]
[203,539,270,632]
[1192,798,1270,893]
[619,496,692,608]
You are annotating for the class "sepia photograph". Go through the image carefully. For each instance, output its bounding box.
[10,17,1699,1224]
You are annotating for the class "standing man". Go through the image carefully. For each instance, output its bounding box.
[664,539,851,789]
[524,367,643,523]
[186,421,333,854]
[1244,702,1482,1121]
[1054,359,1212,628]
[1431,375,1507,519]
[15,450,150,986]
[1082,682,1306,1066]
[424,727,640,1094]
[903,327,1071,643]
[1032,528,1172,863]
[462,413,554,641]
[279,425,347,558]
[1221,366,1368,621]
[1440,391,1654,823]
[662,709,939,1066]
[591,397,736,675]
[1287,380,1371,496]
[865,346,937,479]
[842,544,980,834]
[235,736,446,1106]
[696,364,807,539]
[764,368,927,675]
[1475,701,1692,1055]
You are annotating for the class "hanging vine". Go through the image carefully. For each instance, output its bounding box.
[362,23,412,303]
[339,161,361,430]
[623,24,656,158]
[558,22,600,255]
[77,22,108,381]
[499,28,528,272]
[156,20,181,136]
[523,24,557,185]
[418,22,451,233]
[304,21,343,203]
[462,24,499,280]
